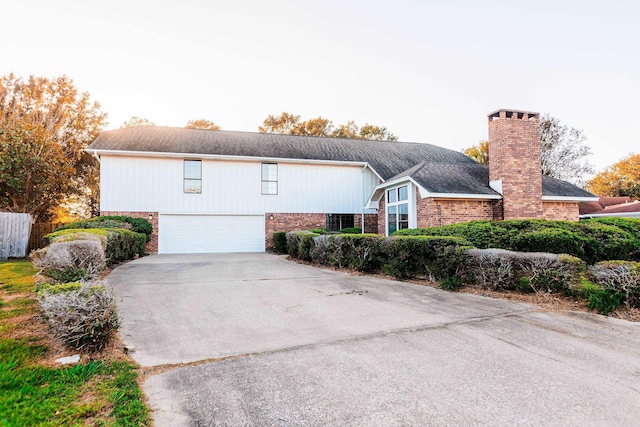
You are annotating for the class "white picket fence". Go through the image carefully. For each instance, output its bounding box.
[0,213,32,260]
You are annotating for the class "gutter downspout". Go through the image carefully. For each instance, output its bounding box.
[361,164,368,234]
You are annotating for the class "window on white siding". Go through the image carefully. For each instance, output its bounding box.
[261,163,278,195]
[184,160,202,194]
[387,185,409,235]
[326,214,355,232]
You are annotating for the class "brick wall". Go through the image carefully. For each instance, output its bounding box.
[417,196,502,228]
[264,213,326,249]
[542,202,579,221]
[101,211,158,253]
[488,110,543,219]
[355,213,379,234]
[377,197,386,235]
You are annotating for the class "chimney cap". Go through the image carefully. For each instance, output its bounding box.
[488,109,540,119]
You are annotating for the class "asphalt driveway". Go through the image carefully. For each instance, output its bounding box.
[107,253,640,426]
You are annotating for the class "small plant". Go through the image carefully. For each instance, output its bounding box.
[587,288,624,315]
[38,283,120,352]
[439,276,462,291]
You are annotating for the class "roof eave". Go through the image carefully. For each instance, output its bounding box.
[86,148,372,168]
[542,195,600,202]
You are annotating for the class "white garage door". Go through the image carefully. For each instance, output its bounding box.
[158,214,265,254]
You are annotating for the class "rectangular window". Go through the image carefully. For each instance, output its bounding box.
[184,160,202,194]
[326,214,355,232]
[387,185,409,235]
[262,163,278,195]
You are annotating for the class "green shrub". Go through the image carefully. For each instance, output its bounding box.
[45,228,146,264]
[583,217,640,235]
[383,236,471,279]
[512,229,587,261]
[584,287,624,315]
[327,234,385,272]
[439,276,462,291]
[310,228,327,234]
[339,227,362,234]
[272,232,288,254]
[285,231,320,259]
[395,218,640,264]
[55,215,153,242]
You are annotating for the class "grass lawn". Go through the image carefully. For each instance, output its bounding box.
[0,261,150,426]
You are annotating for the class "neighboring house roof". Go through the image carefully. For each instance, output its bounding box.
[88,126,474,181]
[88,126,596,201]
[579,197,633,215]
[580,199,640,218]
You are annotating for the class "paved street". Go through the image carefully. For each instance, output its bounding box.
[107,253,640,426]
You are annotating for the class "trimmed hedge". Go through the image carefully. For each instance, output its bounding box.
[463,248,584,293]
[273,232,288,254]
[55,215,153,242]
[394,218,640,264]
[382,236,471,279]
[45,228,146,263]
[310,234,385,272]
[287,231,471,279]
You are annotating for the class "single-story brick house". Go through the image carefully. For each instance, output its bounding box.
[86,109,597,254]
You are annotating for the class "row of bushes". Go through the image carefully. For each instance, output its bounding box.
[277,230,640,314]
[30,215,151,352]
[394,218,640,264]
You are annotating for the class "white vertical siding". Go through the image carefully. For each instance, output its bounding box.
[100,155,378,214]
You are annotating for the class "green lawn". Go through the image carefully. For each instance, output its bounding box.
[0,261,150,426]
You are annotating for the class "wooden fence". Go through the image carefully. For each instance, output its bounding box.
[0,213,32,260]
[28,222,66,253]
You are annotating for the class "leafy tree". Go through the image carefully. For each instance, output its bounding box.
[120,116,154,128]
[539,114,593,185]
[463,140,489,164]
[259,112,398,141]
[357,124,398,141]
[185,119,221,130]
[259,112,301,134]
[0,74,107,220]
[462,115,593,185]
[587,153,640,198]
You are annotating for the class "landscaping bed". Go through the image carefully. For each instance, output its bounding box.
[277,218,640,321]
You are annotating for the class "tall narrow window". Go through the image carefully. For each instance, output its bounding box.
[387,185,409,235]
[262,163,278,195]
[184,160,202,194]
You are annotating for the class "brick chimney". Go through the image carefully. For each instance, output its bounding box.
[488,109,542,220]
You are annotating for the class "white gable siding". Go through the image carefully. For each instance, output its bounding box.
[100,155,381,214]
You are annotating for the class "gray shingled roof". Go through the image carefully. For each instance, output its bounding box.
[88,126,475,181]
[88,126,595,199]
[387,162,595,198]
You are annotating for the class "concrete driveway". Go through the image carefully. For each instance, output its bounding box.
[107,253,640,426]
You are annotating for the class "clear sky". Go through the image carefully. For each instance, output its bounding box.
[2,0,638,173]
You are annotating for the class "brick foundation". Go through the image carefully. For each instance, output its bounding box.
[101,211,158,253]
[542,202,579,221]
[264,213,326,249]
